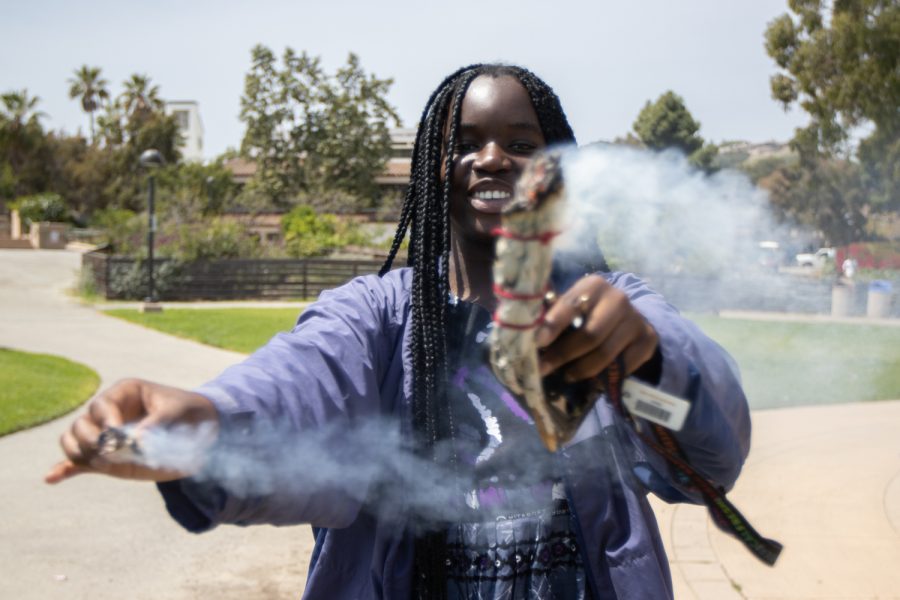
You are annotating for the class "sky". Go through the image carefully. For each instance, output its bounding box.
[0,0,808,161]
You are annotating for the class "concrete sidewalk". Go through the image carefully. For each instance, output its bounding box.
[0,250,310,600]
[2,249,898,599]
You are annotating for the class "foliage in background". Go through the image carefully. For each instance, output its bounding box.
[90,206,143,254]
[239,45,400,209]
[737,153,799,184]
[281,205,369,257]
[154,160,239,223]
[0,89,49,201]
[3,56,399,263]
[106,258,183,300]
[0,348,99,436]
[764,0,899,241]
[102,109,182,213]
[67,65,109,146]
[1,71,182,221]
[9,192,68,227]
[167,218,262,261]
[759,157,869,245]
[632,91,719,172]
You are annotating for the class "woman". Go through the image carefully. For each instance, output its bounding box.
[48,64,750,599]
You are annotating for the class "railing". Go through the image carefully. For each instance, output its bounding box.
[82,251,898,316]
[82,252,390,301]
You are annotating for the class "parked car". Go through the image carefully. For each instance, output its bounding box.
[795,247,835,268]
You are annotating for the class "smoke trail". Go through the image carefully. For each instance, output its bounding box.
[553,144,808,314]
[557,144,777,276]
[131,417,565,527]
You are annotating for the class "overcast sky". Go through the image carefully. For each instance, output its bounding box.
[1,0,807,160]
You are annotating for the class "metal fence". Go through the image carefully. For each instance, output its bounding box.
[82,252,388,301]
[82,251,898,315]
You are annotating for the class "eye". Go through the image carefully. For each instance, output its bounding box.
[509,141,539,155]
[455,141,479,155]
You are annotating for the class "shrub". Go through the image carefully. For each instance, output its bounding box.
[168,218,261,261]
[91,207,143,255]
[281,205,369,258]
[106,259,183,300]
[10,193,68,229]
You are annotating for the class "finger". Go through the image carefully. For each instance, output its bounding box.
[535,276,605,348]
[561,320,643,382]
[622,323,659,375]
[60,428,89,466]
[69,415,103,461]
[539,283,628,375]
[44,460,90,484]
[88,392,127,429]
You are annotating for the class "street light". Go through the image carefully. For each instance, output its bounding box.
[139,149,163,310]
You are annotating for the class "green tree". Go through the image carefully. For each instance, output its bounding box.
[632,91,718,172]
[155,160,239,223]
[43,133,116,219]
[239,45,400,208]
[765,0,899,215]
[759,158,868,245]
[67,66,109,145]
[0,90,49,200]
[96,102,126,147]
[105,110,182,212]
[119,74,164,122]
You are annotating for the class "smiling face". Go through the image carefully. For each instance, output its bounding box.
[447,75,547,254]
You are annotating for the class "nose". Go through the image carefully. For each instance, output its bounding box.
[473,142,511,172]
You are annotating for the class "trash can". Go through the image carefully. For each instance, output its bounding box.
[831,283,852,317]
[867,280,893,318]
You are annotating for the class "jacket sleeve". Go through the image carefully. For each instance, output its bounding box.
[157,271,411,532]
[608,271,751,501]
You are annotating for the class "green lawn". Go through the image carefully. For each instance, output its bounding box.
[0,348,100,436]
[105,308,302,354]
[688,315,900,409]
[103,308,900,410]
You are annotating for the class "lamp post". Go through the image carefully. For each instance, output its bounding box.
[139,149,163,311]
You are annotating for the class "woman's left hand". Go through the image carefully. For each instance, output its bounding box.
[534,275,659,381]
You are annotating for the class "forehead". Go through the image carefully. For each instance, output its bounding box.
[459,75,540,125]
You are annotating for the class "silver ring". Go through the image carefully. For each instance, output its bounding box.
[572,294,590,329]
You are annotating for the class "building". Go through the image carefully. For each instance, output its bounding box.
[165,100,204,162]
[224,128,414,195]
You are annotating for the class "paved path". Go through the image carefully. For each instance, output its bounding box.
[2,249,898,599]
[0,250,311,600]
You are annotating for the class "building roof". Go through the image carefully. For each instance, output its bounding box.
[225,156,411,186]
[223,157,258,183]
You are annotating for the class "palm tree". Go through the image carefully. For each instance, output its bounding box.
[68,65,109,145]
[119,73,163,119]
[0,89,45,129]
[0,90,46,196]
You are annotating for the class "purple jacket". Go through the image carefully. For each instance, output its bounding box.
[158,268,750,599]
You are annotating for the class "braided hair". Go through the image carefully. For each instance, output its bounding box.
[378,64,576,597]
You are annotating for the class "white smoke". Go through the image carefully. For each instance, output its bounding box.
[556,144,778,277]
[130,418,565,527]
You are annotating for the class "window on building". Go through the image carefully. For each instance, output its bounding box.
[174,110,189,130]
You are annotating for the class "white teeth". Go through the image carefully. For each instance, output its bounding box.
[473,190,511,200]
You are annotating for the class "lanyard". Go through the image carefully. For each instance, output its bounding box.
[603,358,783,566]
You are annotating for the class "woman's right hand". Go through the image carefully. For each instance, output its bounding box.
[44,379,219,485]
